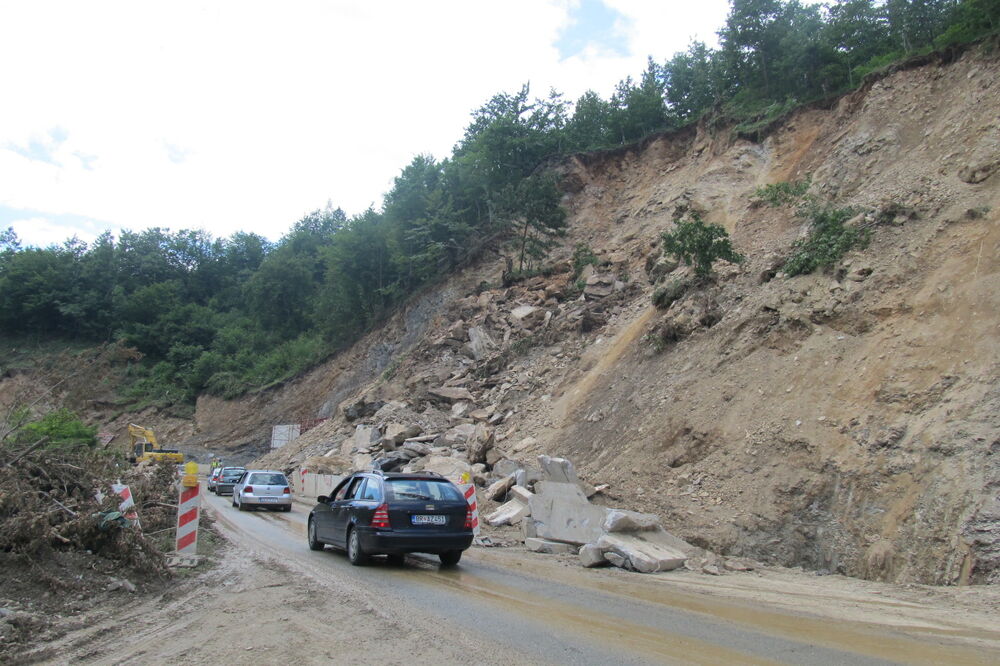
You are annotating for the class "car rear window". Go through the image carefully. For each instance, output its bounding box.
[221,471,242,481]
[249,473,287,485]
[386,479,463,501]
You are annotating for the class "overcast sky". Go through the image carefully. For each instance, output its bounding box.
[1,0,738,248]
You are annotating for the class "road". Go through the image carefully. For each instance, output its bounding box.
[34,480,999,665]
[191,487,998,665]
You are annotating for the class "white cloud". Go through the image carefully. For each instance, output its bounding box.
[0,0,735,248]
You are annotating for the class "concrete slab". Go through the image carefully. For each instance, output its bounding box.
[596,532,687,573]
[528,493,609,546]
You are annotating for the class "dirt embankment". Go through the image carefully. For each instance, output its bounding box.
[254,45,998,586]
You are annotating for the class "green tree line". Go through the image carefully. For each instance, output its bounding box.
[1,0,995,406]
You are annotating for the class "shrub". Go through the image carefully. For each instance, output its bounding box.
[18,408,97,450]
[784,204,870,276]
[752,177,812,207]
[661,215,743,278]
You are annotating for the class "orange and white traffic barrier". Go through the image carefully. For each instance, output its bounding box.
[459,483,480,536]
[299,468,308,494]
[175,462,201,554]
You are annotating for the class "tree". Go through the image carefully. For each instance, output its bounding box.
[664,41,722,121]
[661,216,743,278]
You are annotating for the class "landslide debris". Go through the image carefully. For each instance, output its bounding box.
[0,443,182,662]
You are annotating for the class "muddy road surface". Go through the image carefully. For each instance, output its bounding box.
[36,486,1000,665]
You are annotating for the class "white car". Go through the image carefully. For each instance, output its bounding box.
[231,470,292,512]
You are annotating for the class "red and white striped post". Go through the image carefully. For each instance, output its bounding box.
[299,468,308,495]
[175,462,201,554]
[459,482,480,536]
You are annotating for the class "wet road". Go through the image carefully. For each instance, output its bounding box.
[203,488,996,665]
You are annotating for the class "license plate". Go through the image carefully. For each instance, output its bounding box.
[411,514,446,525]
[257,497,278,502]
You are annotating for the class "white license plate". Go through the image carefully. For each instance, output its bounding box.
[412,514,446,525]
[257,497,279,502]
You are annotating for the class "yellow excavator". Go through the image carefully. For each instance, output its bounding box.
[127,423,184,464]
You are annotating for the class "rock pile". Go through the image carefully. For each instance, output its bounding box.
[484,455,705,574]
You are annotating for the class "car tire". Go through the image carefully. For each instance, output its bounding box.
[281,504,292,512]
[237,495,248,511]
[347,527,369,566]
[231,495,237,507]
[439,550,462,566]
[307,518,324,551]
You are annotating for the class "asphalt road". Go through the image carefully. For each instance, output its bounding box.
[202,487,995,665]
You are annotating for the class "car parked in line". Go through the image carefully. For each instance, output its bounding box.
[306,470,473,566]
[231,470,292,511]
[207,468,222,492]
[213,466,246,495]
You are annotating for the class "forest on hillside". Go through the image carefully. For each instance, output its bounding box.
[1,0,997,412]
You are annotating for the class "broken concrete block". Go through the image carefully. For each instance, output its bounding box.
[485,474,515,501]
[534,480,589,502]
[603,509,661,533]
[578,544,608,568]
[508,485,534,504]
[525,538,577,554]
[528,493,609,546]
[596,533,687,573]
[486,498,530,526]
[537,455,580,484]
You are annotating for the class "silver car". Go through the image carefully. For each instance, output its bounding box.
[231,470,292,512]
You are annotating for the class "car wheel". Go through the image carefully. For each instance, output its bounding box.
[347,527,369,566]
[237,495,248,511]
[231,494,237,507]
[439,550,462,566]
[307,518,324,551]
[281,504,292,512]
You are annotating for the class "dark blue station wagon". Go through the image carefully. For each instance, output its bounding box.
[307,470,474,566]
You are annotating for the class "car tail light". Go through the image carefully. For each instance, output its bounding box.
[371,503,390,529]
[244,486,254,494]
[464,504,474,529]
[282,487,291,495]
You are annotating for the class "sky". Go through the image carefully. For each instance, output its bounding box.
[0,0,739,249]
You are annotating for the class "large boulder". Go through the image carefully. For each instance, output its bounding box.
[486,497,530,526]
[467,326,498,361]
[354,424,380,450]
[603,509,661,533]
[428,386,475,403]
[419,455,472,482]
[595,533,687,573]
[437,423,476,448]
[528,489,609,546]
[537,455,580,484]
[485,473,516,501]
[466,424,495,465]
